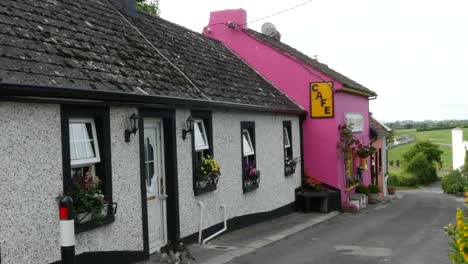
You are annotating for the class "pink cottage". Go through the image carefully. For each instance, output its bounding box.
[204,9,378,202]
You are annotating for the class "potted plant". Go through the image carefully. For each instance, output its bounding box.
[387,186,396,195]
[71,170,106,224]
[304,175,322,192]
[285,157,300,176]
[356,145,376,159]
[368,184,380,204]
[355,185,369,196]
[244,161,260,188]
[195,155,221,190]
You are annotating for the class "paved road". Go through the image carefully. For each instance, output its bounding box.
[227,184,461,264]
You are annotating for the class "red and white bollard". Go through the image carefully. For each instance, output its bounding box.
[59,195,76,264]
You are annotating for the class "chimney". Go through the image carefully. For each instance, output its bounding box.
[208,9,248,29]
[110,0,137,17]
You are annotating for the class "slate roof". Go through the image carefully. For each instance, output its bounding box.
[0,0,303,112]
[370,116,391,136]
[246,29,377,97]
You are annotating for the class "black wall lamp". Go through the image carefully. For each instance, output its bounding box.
[182,117,195,140]
[125,113,141,142]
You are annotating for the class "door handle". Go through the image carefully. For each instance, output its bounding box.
[159,194,168,200]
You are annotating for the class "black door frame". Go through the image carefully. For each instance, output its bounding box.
[138,108,180,258]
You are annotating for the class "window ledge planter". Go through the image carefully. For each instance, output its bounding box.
[194,174,219,196]
[243,182,259,193]
[285,165,296,176]
[194,181,217,196]
[74,202,117,233]
[75,214,115,234]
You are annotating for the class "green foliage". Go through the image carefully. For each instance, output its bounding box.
[462,150,468,176]
[403,141,443,169]
[136,0,160,16]
[405,152,438,184]
[441,170,466,194]
[355,185,369,195]
[387,174,398,187]
[368,184,380,194]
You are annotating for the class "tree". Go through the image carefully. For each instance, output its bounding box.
[136,0,160,16]
[402,141,443,169]
[405,152,438,184]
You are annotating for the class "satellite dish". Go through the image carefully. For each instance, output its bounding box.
[261,22,277,37]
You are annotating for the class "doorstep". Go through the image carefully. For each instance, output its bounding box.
[137,211,340,264]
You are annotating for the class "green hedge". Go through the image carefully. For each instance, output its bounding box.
[388,174,419,187]
[441,170,466,194]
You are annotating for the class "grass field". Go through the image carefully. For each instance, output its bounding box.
[388,128,468,175]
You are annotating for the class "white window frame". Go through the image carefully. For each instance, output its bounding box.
[242,129,255,157]
[283,127,291,149]
[69,118,101,168]
[194,119,209,151]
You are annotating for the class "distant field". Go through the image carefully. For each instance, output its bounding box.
[388,128,468,174]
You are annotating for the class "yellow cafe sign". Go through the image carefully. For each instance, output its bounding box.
[310,82,334,118]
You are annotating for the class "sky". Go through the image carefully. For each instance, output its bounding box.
[158,0,468,122]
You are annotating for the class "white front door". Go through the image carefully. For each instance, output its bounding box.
[144,119,167,253]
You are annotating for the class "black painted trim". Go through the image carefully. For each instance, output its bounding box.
[240,121,257,193]
[60,105,114,233]
[194,183,217,196]
[138,108,180,258]
[180,202,295,245]
[0,83,305,115]
[75,214,115,234]
[49,251,146,264]
[283,121,294,176]
[299,116,305,184]
[243,182,259,192]
[191,111,216,196]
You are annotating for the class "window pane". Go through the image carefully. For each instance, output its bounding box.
[70,122,96,161]
[242,130,254,156]
[284,127,291,148]
[145,137,155,187]
[84,123,96,158]
[194,121,209,151]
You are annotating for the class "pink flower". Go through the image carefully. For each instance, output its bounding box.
[250,168,257,175]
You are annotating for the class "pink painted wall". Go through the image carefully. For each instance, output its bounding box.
[371,137,386,197]
[205,9,371,201]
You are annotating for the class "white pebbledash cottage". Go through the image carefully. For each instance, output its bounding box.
[0,0,305,263]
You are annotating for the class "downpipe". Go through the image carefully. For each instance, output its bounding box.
[197,201,204,244]
[202,204,227,245]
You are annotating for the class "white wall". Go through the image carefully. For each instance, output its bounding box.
[452,128,466,170]
[176,109,302,238]
[0,103,143,264]
[0,102,62,264]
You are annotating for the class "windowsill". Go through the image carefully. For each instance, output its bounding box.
[285,166,296,177]
[243,182,259,193]
[194,183,217,196]
[75,214,115,234]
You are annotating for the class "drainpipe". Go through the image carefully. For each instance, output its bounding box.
[197,201,204,244]
[202,204,227,245]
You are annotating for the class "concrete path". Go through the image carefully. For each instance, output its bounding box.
[138,211,340,264]
[225,185,461,264]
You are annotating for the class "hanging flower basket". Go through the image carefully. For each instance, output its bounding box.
[356,145,376,159]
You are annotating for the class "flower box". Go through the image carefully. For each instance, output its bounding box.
[194,155,221,196]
